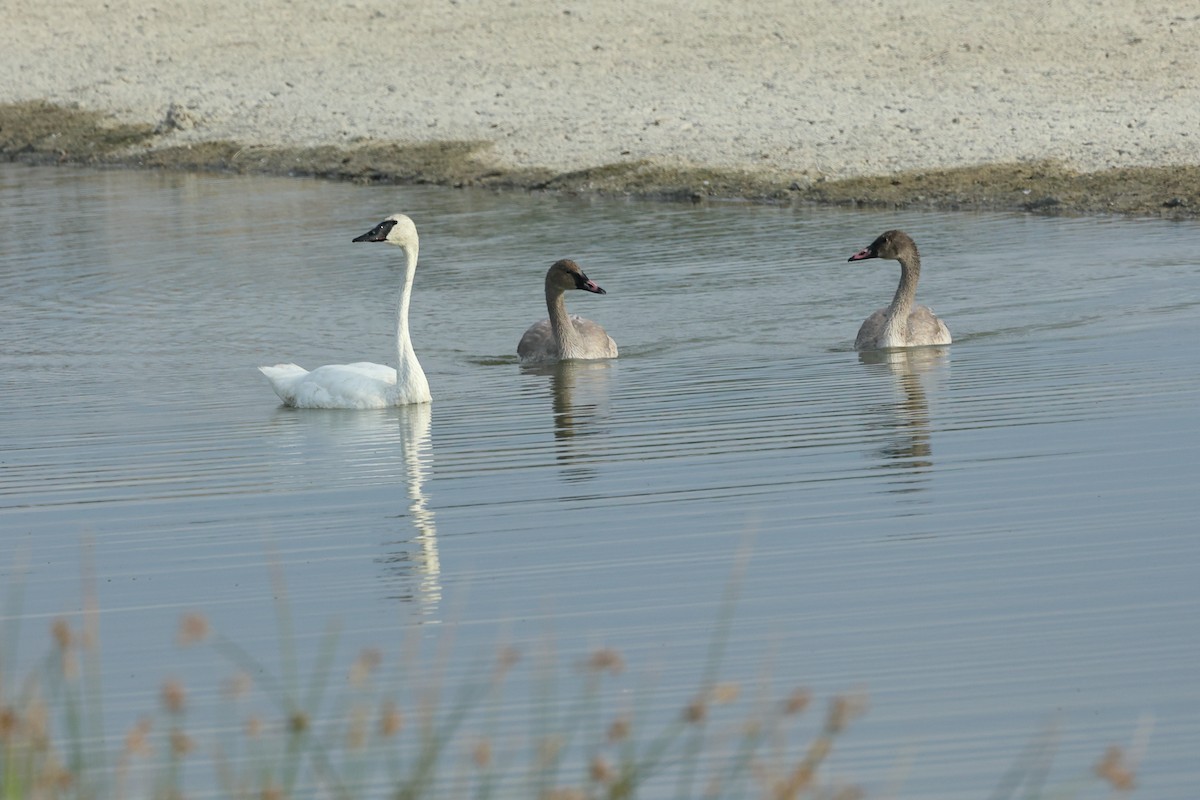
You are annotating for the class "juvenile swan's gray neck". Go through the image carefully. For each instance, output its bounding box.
[883,248,921,342]
[546,282,582,358]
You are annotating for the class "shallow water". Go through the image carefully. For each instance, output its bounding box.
[1,163,1197,798]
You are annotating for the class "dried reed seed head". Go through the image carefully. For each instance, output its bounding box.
[825,692,868,734]
[288,711,309,734]
[683,695,707,724]
[260,785,285,800]
[245,715,264,738]
[123,717,154,757]
[379,700,403,737]
[160,680,187,714]
[583,648,625,675]
[472,738,493,769]
[1095,745,1136,790]
[607,715,631,742]
[169,730,194,757]
[222,671,253,700]
[349,648,384,687]
[783,688,812,716]
[711,682,740,705]
[0,706,17,739]
[589,755,614,784]
[51,618,72,651]
[176,613,211,647]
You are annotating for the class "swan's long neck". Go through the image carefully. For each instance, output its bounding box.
[396,241,420,373]
[883,251,921,343]
[546,283,582,358]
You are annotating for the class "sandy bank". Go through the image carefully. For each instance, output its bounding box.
[2,0,1198,216]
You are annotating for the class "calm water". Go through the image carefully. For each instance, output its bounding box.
[1,163,1197,798]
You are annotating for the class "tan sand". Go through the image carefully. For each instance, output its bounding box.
[2,0,1197,213]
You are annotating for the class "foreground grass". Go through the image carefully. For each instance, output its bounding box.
[0,552,1140,800]
[0,606,1141,800]
[2,612,870,800]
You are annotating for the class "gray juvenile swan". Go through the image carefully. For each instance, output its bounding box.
[847,230,952,350]
[517,259,618,364]
[259,213,432,408]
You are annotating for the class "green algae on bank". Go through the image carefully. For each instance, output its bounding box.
[1,101,1196,217]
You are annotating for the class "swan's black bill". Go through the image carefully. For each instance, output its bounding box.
[848,247,877,262]
[353,219,397,242]
[576,274,607,294]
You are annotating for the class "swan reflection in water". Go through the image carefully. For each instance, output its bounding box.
[857,346,949,494]
[382,403,441,619]
[524,359,615,484]
[266,404,442,618]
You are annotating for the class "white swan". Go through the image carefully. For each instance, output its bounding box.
[847,229,952,350]
[517,259,618,364]
[259,213,432,408]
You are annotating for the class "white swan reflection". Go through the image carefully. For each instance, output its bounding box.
[266,405,441,618]
[386,403,441,619]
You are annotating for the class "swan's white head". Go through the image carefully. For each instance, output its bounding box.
[353,213,419,249]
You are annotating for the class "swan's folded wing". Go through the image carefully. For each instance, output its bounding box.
[517,319,556,363]
[259,363,308,380]
[854,308,889,350]
[569,315,618,359]
[259,362,397,408]
[907,306,952,346]
[295,363,396,408]
[336,362,400,383]
[259,363,310,399]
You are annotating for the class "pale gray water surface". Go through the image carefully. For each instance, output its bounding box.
[2,164,1198,798]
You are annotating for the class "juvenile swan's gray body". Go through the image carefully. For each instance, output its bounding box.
[259,214,432,408]
[517,259,618,364]
[848,230,952,350]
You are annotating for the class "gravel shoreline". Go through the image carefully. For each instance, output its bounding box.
[2,1,1198,216]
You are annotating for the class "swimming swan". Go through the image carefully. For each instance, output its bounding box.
[517,259,618,364]
[259,213,432,408]
[847,230,952,350]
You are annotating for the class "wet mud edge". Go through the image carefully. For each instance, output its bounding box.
[2,100,1196,218]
